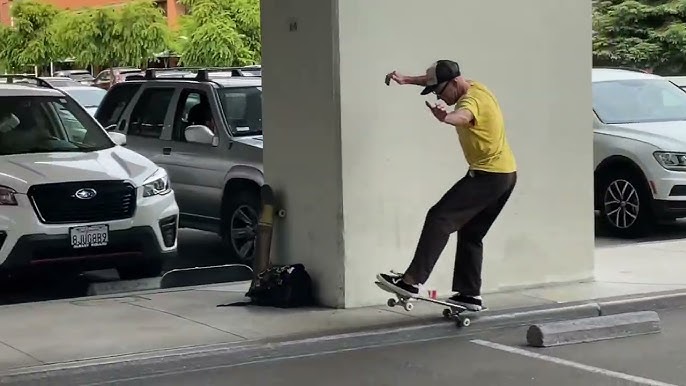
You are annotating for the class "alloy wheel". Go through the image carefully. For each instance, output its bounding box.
[230,204,258,264]
[603,179,640,229]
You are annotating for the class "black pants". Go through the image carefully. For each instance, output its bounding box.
[404,170,517,296]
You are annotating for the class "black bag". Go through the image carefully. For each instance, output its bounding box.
[220,264,314,308]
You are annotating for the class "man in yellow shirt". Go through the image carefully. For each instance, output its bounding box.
[376,60,517,311]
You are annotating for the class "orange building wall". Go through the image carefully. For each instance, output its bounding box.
[0,0,11,26]
[0,0,184,27]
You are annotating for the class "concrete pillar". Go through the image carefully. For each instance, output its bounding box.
[261,0,593,308]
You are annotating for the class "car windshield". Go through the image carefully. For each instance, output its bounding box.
[217,86,262,136]
[0,95,114,156]
[593,78,686,124]
[62,87,107,108]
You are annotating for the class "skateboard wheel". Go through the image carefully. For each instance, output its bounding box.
[458,317,470,328]
[387,298,397,307]
[442,309,452,319]
[403,302,413,312]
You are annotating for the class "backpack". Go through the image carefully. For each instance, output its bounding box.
[220,264,314,308]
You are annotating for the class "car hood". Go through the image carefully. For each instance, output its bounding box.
[601,121,686,150]
[0,146,158,194]
[232,135,263,149]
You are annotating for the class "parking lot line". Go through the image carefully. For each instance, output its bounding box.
[471,339,677,386]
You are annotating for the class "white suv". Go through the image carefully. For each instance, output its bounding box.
[593,68,686,237]
[0,79,179,279]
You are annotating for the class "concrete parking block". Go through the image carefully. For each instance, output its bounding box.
[526,311,661,348]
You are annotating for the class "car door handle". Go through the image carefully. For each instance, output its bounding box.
[163,147,172,155]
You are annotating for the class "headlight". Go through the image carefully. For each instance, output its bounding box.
[654,151,686,171]
[142,169,171,197]
[0,185,17,206]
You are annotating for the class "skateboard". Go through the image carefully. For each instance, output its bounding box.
[374,280,482,328]
[160,264,253,289]
[249,184,286,291]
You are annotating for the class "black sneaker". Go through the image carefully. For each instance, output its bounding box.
[376,273,419,297]
[447,294,484,311]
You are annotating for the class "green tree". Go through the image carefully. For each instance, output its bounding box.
[593,0,686,74]
[176,0,260,67]
[53,0,171,69]
[0,0,63,71]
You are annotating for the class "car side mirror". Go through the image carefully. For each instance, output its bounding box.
[109,132,127,146]
[185,125,216,146]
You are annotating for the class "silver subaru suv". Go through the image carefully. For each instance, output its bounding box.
[94,68,263,265]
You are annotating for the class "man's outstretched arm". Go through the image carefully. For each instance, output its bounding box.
[386,71,428,86]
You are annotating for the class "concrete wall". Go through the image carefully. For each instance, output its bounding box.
[261,0,594,308]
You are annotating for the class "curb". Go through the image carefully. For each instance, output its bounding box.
[474,289,686,328]
[2,290,686,380]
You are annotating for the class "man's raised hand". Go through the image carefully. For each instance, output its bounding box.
[425,101,449,122]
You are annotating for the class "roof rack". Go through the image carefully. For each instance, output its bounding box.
[140,66,261,81]
[0,74,54,89]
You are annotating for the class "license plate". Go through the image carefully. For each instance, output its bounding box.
[69,224,109,249]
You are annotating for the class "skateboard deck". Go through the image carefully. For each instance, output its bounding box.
[249,184,286,291]
[375,280,483,328]
[160,264,253,289]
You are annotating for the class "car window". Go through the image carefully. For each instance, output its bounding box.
[0,95,114,155]
[593,79,686,124]
[217,86,262,136]
[171,89,215,142]
[95,83,142,128]
[96,71,111,82]
[128,87,175,138]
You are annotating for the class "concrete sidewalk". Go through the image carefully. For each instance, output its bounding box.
[1,239,685,373]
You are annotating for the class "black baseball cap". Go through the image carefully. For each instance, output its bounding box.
[420,60,461,95]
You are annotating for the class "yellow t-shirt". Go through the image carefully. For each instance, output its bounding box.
[453,81,516,173]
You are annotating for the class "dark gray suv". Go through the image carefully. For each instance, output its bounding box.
[94,68,263,265]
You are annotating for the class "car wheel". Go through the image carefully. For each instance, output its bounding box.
[221,189,259,266]
[598,169,654,238]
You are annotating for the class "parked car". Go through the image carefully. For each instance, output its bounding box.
[593,67,686,237]
[53,69,95,85]
[57,85,107,115]
[92,67,143,90]
[94,67,262,265]
[0,77,179,279]
[38,77,84,88]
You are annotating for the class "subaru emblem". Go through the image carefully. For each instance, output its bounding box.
[74,188,97,200]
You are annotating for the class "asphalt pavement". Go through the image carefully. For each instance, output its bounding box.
[0,229,227,305]
[4,306,686,385]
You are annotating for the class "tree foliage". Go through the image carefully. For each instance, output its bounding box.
[0,0,262,70]
[0,0,62,70]
[53,0,171,68]
[593,0,686,74]
[177,0,260,67]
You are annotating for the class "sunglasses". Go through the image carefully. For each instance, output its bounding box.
[433,81,449,97]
